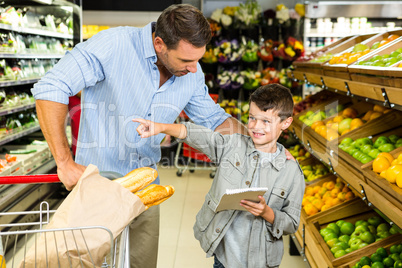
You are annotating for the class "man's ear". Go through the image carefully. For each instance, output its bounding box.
[154,36,166,53]
[281,117,293,130]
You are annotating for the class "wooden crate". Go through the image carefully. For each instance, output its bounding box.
[309,210,402,268]
[348,37,402,87]
[361,146,402,211]
[295,223,328,268]
[293,35,356,75]
[298,155,332,185]
[302,176,362,224]
[322,33,378,79]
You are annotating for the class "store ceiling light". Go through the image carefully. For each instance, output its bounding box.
[32,0,53,4]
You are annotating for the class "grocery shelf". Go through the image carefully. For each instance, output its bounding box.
[0,125,41,146]
[0,23,73,39]
[27,157,56,175]
[0,78,41,87]
[305,33,352,38]
[0,103,36,117]
[0,53,64,59]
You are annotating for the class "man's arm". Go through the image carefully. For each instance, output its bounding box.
[36,100,86,190]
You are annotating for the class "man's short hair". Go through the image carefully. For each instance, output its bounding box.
[250,84,294,120]
[155,4,211,50]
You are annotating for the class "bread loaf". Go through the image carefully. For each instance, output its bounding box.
[134,184,175,208]
[113,167,158,193]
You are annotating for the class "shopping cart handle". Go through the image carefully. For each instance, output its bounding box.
[0,174,60,185]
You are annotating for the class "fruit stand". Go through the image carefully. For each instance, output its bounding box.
[288,29,402,268]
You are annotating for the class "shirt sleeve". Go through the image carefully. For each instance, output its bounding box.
[183,65,230,130]
[180,122,233,164]
[266,162,305,239]
[31,29,115,104]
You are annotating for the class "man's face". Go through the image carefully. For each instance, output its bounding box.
[156,39,206,77]
[247,102,292,151]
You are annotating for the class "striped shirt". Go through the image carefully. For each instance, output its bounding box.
[32,22,229,182]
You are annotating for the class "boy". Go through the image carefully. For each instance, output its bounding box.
[133,84,305,268]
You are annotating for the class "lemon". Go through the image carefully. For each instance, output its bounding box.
[385,164,402,184]
[396,172,402,188]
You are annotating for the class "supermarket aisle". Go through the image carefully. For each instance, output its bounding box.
[157,166,306,268]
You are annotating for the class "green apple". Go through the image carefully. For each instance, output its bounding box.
[377,231,391,239]
[353,151,365,160]
[396,138,402,146]
[360,155,374,164]
[358,242,369,249]
[345,248,354,254]
[388,134,399,144]
[336,104,344,112]
[350,239,363,250]
[336,220,346,228]
[334,249,347,258]
[378,143,396,152]
[390,253,401,262]
[389,225,402,235]
[359,256,372,266]
[324,232,338,242]
[382,257,395,268]
[338,234,350,243]
[335,241,349,250]
[374,136,391,148]
[339,118,353,135]
[389,245,400,254]
[360,231,375,244]
[349,236,361,246]
[341,137,354,146]
[327,238,339,248]
[368,225,376,234]
[355,137,373,148]
[368,148,381,159]
[327,223,341,236]
[341,222,355,235]
[368,216,383,227]
[331,245,343,254]
[355,220,369,228]
[355,224,369,233]
[376,247,388,258]
[377,223,390,233]
[361,144,373,154]
[371,252,384,263]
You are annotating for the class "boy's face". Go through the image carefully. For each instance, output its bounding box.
[247,102,293,151]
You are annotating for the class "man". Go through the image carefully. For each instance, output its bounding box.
[32,4,246,268]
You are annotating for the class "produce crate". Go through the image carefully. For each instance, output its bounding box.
[0,145,51,174]
[309,210,402,268]
[361,146,402,211]
[293,89,341,116]
[322,33,378,79]
[348,37,402,88]
[298,156,333,185]
[0,156,22,175]
[301,176,362,225]
[293,35,358,75]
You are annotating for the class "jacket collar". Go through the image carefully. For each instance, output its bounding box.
[142,22,157,60]
[245,136,287,171]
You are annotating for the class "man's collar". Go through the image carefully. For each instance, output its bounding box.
[142,22,157,60]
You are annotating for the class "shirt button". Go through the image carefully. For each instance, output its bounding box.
[253,155,258,160]
[245,181,251,186]
[216,228,221,233]
[153,67,157,70]
[236,162,240,166]
[277,229,280,234]
[281,191,285,196]
[208,200,210,205]
[148,113,151,116]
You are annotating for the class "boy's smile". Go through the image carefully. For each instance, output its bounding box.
[247,102,293,153]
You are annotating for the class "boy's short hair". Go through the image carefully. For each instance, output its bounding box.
[250,84,294,120]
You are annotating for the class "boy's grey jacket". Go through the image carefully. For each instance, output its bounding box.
[181,122,305,268]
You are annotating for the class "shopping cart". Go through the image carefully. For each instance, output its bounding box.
[174,94,218,178]
[0,173,131,268]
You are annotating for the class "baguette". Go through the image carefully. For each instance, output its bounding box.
[113,167,158,193]
[134,184,175,208]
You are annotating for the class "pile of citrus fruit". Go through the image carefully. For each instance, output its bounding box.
[372,152,402,188]
[302,178,355,216]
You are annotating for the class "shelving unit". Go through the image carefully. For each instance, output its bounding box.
[0,0,81,218]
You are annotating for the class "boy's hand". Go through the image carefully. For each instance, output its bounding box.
[240,196,275,223]
[132,118,163,138]
[285,149,295,161]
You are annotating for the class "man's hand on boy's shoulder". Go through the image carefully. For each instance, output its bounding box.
[285,149,295,161]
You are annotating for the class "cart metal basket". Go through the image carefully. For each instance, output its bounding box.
[0,174,131,268]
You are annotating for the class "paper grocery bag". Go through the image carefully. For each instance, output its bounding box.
[19,164,146,268]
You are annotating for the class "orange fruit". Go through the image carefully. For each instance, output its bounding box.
[326,181,335,190]
[330,188,341,198]
[331,198,342,206]
[373,104,387,113]
[322,191,332,202]
[326,129,339,141]
[302,198,311,207]
[321,205,330,211]
[377,152,394,164]
[311,121,325,131]
[312,198,324,210]
[387,34,400,41]
[383,109,392,114]
[372,156,391,173]
[342,185,350,193]
[304,203,319,216]
[315,125,326,135]
[362,110,373,121]
[379,40,389,47]
[305,186,314,196]
[396,172,402,188]
[333,115,345,123]
[337,192,346,201]
[385,164,402,184]
[342,107,358,118]
[325,197,334,206]
[380,170,387,178]
[341,129,352,135]
[318,187,328,197]
[344,191,355,200]
[350,118,364,129]
[335,182,344,190]
[313,185,321,194]
[369,112,382,121]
